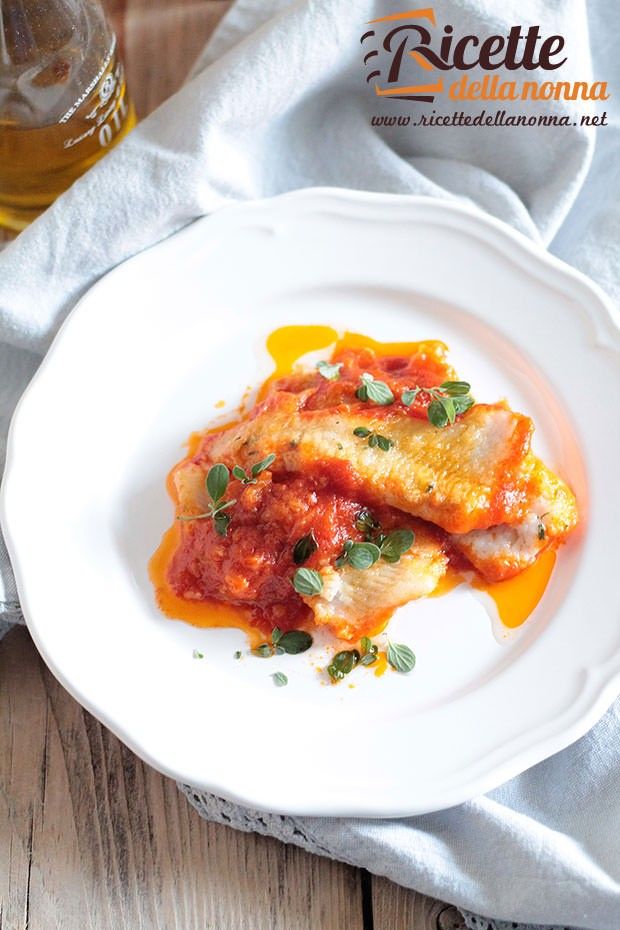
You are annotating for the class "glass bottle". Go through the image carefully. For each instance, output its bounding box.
[0,0,136,232]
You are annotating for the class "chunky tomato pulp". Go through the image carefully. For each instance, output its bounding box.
[169,470,419,633]
[275,345,454,419]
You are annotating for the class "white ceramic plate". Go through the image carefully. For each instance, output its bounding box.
[2,190,619,816]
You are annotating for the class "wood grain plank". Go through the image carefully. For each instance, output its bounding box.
[117,0,233,117]
[0,627,365,930]
[372,875,466,930]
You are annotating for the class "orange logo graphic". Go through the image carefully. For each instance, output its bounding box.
[362,8,443,102]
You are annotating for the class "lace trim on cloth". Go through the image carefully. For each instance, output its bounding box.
[179,787,579,930]
[179,785,345,861]
[0,605,23,639]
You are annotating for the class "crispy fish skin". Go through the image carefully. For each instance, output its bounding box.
[204,394,534,535]
[451,455,578,582]
[305,524,448,641]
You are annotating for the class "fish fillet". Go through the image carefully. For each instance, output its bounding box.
[204,394,534,535]
[451,455,578,581]
[305,525,448,640]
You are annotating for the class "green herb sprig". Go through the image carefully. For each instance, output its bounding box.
[335,529,414,570]
[355,509,380,537]
[316,360,343,381]
[327,648,360,681]
[356,372,394,406]
[252,626,313,658]
[386,641,416,673]
[327,636,378,681]
[292,567,323,596]
[359,636,379,667]
[537,512,549,541]
[178,463,236,536]
[375,529,415,563]
[353,427,393,451]
[232,453,276,486]
[335,540,379,570]
[327,637,415,682]
[293,531,318,565]
[402,381,475,428]
[272,671,288,687]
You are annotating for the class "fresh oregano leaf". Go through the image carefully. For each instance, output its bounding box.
[213,512,231,536]
[353,428,394,451]
[346,542,381,570]
[360,653,378,667]
[206,463,229,503]
[387,642,416,673]
[452,394,475,415]
[316,360,343,381]
[427,399,449,428]
[251,453,276,477]
[440,381,471,396]
[327,649,361,681]
[334,539,353,568]
[293,531,318,565]
[231,464,249,483]
[401,381,475,428]
[358,372,394,405]
[401,388,420,407]
[440,395,456,425]
[292,568,323,596]
[355,510,380,536]
[277,630,313,654]
[376,435,393,451]
[253,643,272,658]
[537,513,549,541]
[380,529,415,563]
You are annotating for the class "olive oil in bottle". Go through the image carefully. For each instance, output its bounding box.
[0,0,136,232]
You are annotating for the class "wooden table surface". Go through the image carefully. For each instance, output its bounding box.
[1,2,464,927]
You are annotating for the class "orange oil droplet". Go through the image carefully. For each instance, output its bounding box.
[373,652,388,677]
[429,566,467,598]
[430,554,557,630]
[260,325,338,398]
[472,548,557,629]
[148,522,264,646]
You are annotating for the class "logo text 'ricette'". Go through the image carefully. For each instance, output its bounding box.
[362,8,608,104]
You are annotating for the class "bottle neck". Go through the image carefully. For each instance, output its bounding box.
[0,0,114,126]
[0,0,86,66]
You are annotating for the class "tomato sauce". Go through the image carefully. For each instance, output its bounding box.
[273,342,455,421]
[166,467,423,635]
[149,326,558,641]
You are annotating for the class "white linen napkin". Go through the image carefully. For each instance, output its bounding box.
[1,1,619,927]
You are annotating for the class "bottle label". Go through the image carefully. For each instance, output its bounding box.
[63,54,131,151]
[59,37,117,125]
